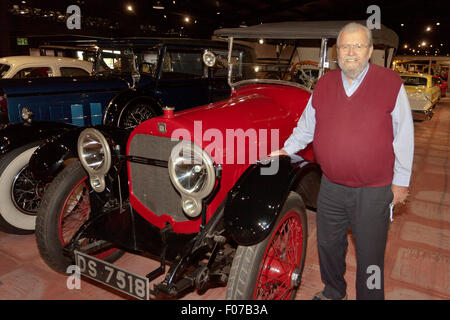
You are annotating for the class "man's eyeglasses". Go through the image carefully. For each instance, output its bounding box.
[338,43,369,52]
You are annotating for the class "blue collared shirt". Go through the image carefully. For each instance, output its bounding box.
[283,64,414,187]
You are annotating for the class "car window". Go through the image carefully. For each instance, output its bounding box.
[13,67,52,79]
[136,50,159,77]
[96,48,136,74]
[60,67,90,77]
[0,64,10,78]
[161,50,204,80]
[401,76,427,86]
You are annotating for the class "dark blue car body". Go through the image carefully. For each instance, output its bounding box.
[0,38,248,129]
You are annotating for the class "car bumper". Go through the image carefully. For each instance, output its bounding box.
[412,109,434,120]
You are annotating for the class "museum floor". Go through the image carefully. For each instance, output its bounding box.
[0,96,448,300]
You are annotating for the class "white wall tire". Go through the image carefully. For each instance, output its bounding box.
[0,144,40,234]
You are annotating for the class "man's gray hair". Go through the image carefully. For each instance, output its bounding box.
[337,22,373,47]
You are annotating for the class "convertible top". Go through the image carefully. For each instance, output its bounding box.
[214,20,398,48]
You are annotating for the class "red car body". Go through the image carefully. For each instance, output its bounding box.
[128,84,314,234]
[433,75,448,97]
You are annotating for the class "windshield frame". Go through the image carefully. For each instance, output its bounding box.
[225,36,326,91]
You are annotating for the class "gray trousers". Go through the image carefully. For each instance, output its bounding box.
[317,176,393,300]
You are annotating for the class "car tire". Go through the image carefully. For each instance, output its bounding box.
[226,192,308,300]
[0,142,42,234]
[36,160,124,274]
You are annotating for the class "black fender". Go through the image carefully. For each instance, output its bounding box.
[0,121,76,156]
[224,155,322,246]
[28,125,130,183]
[102,88,163,128]
[28,127,84,183]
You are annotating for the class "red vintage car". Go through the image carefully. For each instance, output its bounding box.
[35,21,399,300]
[433,75,448,97]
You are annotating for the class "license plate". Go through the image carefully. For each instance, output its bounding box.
[74,250,149,300]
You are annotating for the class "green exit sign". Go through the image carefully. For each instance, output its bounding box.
[17,38,28,46]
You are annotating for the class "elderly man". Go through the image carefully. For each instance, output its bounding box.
[271,22,414,300]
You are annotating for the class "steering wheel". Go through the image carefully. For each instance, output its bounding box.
[290,61,319,90]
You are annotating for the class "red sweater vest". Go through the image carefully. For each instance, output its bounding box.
[312,63,403,187]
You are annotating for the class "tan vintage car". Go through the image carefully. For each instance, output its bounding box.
[400,72,441,120]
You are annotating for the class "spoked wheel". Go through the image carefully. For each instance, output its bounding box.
[12,164,46,214]
[0,143,43,234]
[119,103,157,130]
[36,161,123,274]
[226,192,307,300]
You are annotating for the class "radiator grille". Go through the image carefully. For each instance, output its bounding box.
[128,134,189,222]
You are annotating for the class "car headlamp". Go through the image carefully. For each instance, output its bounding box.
[77,128,112,192]
[21,107,33,123]
[168,141,216,217]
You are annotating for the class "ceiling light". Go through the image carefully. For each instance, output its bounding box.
[259,39,264,44]
[436,22,440,26]
[126,5,133,12]
[184,16,190,23]
[400,23,404,27]
[426,26,431,31]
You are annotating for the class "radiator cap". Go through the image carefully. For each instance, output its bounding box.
[163,106,175,119]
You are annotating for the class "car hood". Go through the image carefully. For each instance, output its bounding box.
[129,83,310,165]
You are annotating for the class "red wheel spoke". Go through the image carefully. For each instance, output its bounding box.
[59,179,90,246]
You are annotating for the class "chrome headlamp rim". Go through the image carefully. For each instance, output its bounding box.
[168,140,216,199]
[168,140,216,218]
[77,128,112,193]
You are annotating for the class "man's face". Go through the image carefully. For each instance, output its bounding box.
[337,28,373,79]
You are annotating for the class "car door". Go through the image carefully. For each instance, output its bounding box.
[155,47,210,111]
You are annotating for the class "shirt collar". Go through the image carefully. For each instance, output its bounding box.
[341,63,370,88]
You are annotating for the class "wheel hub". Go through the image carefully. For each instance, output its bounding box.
[291,267,301,288]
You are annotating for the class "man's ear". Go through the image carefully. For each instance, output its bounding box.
[368,45,374,59]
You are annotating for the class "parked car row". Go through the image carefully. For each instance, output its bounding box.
[0,21,399,300]
[0,38,253,234]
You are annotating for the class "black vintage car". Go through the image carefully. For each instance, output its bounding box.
[0,38,254,234]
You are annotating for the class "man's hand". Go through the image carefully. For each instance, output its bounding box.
[269,149,288,157]
[391,184,409,205]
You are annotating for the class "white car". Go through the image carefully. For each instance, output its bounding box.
[0,56,93,79]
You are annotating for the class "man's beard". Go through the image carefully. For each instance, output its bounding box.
[338,54,370,79]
